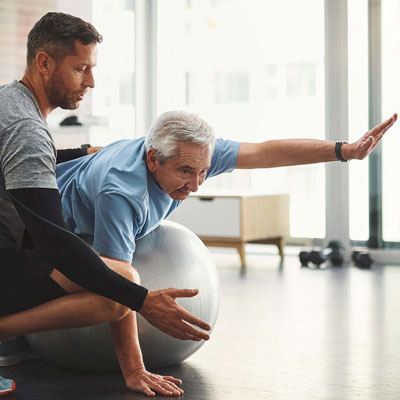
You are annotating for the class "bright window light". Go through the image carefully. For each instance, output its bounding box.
[157,0,325,238]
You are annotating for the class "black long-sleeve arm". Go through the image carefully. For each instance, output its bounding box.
[9,188,148,311]
[56,148,87,164]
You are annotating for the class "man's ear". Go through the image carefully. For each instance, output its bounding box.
[35,52,56,76]
[146,148,158,173]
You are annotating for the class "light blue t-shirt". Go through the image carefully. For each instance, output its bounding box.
[56,137,240,262]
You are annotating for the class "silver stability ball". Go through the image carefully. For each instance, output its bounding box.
[26,221,220,371]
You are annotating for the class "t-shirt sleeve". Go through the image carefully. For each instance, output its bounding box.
[206,138,240,179]
[93,191,140,262]
[2,119,57,190]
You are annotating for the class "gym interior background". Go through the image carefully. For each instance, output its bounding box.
[1,0,400,399]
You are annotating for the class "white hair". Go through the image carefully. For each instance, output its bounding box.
[145,110,216,163]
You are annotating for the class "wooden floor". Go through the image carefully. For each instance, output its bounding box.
[2,249,400,399]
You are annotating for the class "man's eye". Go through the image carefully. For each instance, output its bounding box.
[76,68,85,73]
[182,169,190,174]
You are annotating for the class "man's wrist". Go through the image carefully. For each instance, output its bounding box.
[341,142,352,161]
[80,143,91,155]
[335,141,349,162]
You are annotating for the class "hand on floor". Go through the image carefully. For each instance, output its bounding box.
[125,366,183,397]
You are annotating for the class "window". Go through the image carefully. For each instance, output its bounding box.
[91,0,135,141]
[45,0,136,147]
[157,0,325,238]
[349,0,400,249]
[382,0,400,244]
[348,0,369,242]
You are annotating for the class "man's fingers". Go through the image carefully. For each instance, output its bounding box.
[366,120,392,145]
[381,119,396,135]
[165,324,202,341]
[361,136,374,153]
[163,376,183,385]
[143,387,156,397]
[141,288,212,341]
[174,330,201,341]
[177,307,211,331]
[379,114,396,131]
[371,113,397,135]
[170,288,199,299]
[150,382,175,396]
[380,120,396,137]
[169,318,210,340]
[178,318,210,340]
[171,323,208,341]
[169,288,212,332]
[158,381,175,394]
[159,381,181,396]
[159,377,183,392]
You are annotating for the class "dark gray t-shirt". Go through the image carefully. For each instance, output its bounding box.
[0,80,57,251]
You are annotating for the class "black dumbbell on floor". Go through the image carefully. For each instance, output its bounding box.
[299,240,345,268]
[299,250,327,268]
[352,251,373,268]
[322,240,345,266]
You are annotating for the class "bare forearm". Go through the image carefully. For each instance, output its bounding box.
[110,311,144,378]
[100,256,145,377]
[237,139,341,169]
[105,258,185,396]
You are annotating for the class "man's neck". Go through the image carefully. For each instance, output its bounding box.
[20,73,54,120]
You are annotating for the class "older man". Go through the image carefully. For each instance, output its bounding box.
[57,110,397,260]
[55,109,397,394]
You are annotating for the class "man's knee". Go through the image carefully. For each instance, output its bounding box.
[131,266,141,285]
[110,262,140,283]
[50,263,140,293]
[50,263,141,321]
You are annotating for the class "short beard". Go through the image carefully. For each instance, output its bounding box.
[47,69,77,110]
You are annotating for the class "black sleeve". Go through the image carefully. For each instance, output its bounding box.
[56,148,87,164]
[8,188,148,311]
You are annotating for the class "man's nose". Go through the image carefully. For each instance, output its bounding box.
[84,69,95,89]
[187,174,200,192]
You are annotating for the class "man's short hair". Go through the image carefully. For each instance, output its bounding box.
[145,111,216,164]
[27,12,103,66]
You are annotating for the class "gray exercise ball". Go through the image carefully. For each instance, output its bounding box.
[26,221,220,371]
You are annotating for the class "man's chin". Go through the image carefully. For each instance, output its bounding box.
[60,102,79,110]
[170,190,190,200]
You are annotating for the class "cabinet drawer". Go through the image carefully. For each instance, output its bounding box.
[169,197,241,238]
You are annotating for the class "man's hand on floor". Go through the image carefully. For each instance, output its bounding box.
[125,366,184,397]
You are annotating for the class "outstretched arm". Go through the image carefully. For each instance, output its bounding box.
[236,113,397,169]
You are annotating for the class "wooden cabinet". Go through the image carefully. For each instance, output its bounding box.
[168,193,290,266]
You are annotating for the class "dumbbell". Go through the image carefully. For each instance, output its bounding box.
[352,251,373,268]
[299,250,327,268]
[299,240,345,268]
[323,240,345,266]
